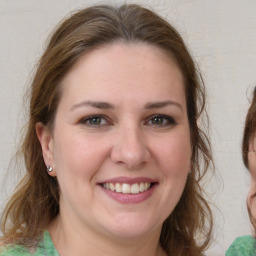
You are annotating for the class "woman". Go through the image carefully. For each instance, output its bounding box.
[226,88,256,255]
[0,4,213,256]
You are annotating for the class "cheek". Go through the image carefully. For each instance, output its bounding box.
[251,199,256,219]
[248,192,256,220]
[53,133,107,181]
[156,134,191,216]
[249,152,256,178]
[248,153,256,218]
[156,133,191,175]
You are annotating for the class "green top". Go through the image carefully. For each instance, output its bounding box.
[0,231,59,256]
[226,235,256,256]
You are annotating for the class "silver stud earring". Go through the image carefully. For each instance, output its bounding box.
[46,165,53,172]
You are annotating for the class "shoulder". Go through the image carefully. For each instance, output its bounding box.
[0,244,30,256]
[0,231,58,256]
[226,235,256,256]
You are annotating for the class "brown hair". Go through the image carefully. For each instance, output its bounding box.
[1,4,213,255]
[242,87,256,233]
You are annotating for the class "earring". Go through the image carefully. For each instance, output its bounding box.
[46,165,53,172]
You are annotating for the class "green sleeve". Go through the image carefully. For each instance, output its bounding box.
[0,245,31,256]
[0,231,58,256]
[226,236,256,256]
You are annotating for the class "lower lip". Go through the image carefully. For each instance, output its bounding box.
[99,184,157,204]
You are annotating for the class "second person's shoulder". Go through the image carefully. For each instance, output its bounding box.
[226,235,256,256]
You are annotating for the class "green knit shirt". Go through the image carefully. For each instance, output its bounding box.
[4,233,255,255]
[226,235,256,256]
[0,231,59,256]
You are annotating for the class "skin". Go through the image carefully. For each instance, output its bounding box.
[248,137,256,219]
[37,42,192,256]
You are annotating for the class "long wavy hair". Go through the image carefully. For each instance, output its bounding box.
[242,87,256,234]
[0,4,213,255]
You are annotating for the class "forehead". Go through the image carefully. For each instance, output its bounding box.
[59,42,186,108]
[69,41,182,76]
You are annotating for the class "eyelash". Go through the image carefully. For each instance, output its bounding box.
[78,114,176,127]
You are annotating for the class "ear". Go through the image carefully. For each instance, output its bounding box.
[36,122,56,176]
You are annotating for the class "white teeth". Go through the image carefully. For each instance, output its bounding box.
[115,183,122,192]
[122,184,131,194]
[110,183,115,191]
[102,182,151,194]
[145,182,150,190]
[139,183,145,192]
[131,183,139,194]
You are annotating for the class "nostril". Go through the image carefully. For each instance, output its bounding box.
[110,129,150,170]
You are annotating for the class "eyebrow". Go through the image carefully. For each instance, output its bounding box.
[70,101,114,111]
[70,100,183,111]
[144,100,183,111]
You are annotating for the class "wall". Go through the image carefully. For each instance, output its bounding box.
[0,0,256,255]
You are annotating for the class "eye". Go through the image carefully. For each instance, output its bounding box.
[146,114,176,127]
[79,115,109,126]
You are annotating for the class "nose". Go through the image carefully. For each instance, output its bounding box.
[110,125,150,170]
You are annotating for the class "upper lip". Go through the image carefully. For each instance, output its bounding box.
[99,176,157,185]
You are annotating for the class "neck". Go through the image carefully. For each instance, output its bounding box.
[48,215,166,256]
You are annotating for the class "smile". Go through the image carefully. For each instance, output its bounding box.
[102,182,151,194]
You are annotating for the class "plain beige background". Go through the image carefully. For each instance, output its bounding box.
[0,0,256,255]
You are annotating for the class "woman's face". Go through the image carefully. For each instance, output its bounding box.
[38,42,192,240]
[248,137,256,218]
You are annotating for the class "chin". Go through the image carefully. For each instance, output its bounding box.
[108,227,156,240]
[102,214,162,239]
